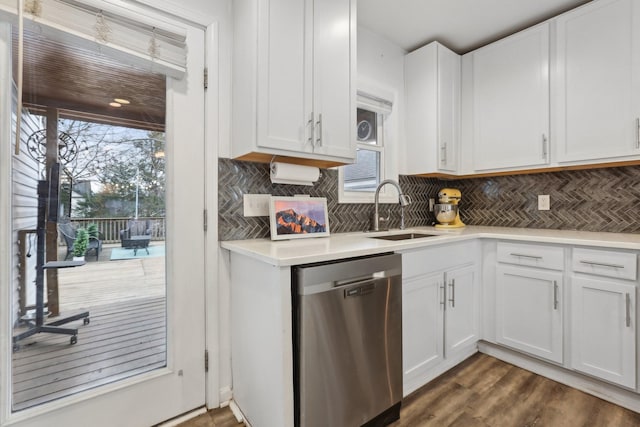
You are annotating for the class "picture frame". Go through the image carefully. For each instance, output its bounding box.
[268,196,330,240]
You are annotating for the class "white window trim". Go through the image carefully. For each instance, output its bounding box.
[338,83,398,204]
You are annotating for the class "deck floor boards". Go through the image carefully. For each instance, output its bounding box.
[12,245,167,412]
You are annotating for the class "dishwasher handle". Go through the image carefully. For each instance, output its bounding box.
[335,276,377,288]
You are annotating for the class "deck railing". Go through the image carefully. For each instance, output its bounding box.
[68,217,166,244]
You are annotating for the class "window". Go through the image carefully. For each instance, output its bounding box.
[344,108,383,192]
[339,89,396,203]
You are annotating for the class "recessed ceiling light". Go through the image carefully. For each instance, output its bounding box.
[109,102,122,107]
[114,98,130,105]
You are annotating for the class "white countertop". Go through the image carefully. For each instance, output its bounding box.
[220,226,640,267]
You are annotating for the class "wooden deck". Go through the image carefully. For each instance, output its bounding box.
[12,244,166,411]
[57,243,165,311]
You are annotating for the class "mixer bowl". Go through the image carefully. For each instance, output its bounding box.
[434,203,458,224]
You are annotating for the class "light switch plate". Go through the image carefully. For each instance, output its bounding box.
[243,194,271,217]
[538,195,550,211]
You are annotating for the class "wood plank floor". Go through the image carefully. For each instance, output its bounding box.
[12,244,167,411]
[57,243,165,311]
[12,297,166,411]
[179,353,640,427]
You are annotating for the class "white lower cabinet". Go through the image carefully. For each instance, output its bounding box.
[495,245,564,364]
[571,277,636,388]
[496,265,563,363]
[492,243,639,393]
[445,265,478,355]
[401,243,479,396]
[402,272,444,386]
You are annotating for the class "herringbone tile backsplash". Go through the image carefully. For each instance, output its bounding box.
[218,158,640,241]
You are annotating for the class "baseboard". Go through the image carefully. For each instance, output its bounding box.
[229,400,248,425]
[478,341,640,413]
[218,386,233,407]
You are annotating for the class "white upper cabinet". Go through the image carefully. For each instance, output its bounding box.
[469,23,550,172]
[310,0,354,159]
[404,42,460,175]
[232,0,356,165]
[555,0,640,163]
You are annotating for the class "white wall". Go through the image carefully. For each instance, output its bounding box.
[356,26,407,187]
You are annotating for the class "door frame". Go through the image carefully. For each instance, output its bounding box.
[0,16,208,427]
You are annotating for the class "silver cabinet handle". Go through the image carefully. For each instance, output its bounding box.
[440,283,445,307]
[307,113,314,146]
[553,281,558,310]
[448,279,455,308]
[579,260,625,269]
[315,113,322,147]
[440,142,447,164]
[542,134,548,159]
[626,293,631,327]
[636,118,640,149]
[510,253,543,260]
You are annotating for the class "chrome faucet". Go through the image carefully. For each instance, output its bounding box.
[371,179,412,231]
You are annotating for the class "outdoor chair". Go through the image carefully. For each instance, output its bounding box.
[120,219,152,250]
[58,222,103,261]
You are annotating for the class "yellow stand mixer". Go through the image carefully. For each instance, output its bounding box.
[434,188,465,228]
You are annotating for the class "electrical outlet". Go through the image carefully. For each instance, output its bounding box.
[538,195,550,211]
[243,194,271,217]
[429,198,435,212]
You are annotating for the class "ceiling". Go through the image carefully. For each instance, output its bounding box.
[358,0,593,53]
[13,28,166,131]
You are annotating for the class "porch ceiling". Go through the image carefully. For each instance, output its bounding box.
[12,28,166,132]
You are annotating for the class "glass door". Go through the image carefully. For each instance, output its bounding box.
[1,14,206,427]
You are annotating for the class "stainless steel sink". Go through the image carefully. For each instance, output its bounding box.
[370,232,438,241]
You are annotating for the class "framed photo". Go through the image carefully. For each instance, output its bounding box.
[269,196,330,240]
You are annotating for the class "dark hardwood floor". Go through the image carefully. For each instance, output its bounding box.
[179,353,640,427]
[396,353,640,427]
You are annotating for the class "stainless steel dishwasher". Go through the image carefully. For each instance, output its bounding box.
[293,253,402,427]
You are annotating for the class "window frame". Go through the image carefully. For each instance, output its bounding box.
[338,85,398,204]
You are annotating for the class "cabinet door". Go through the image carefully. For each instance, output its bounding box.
[555,0,640,162]
[256,0,310,152]
[571,277,636,388]
[444,264,477,356]
[438,45,460,173]
[402,272,444,396]
[404,42,460,175]
[311,0,354,159]
[496,265,563,363]
[472,23,549,171]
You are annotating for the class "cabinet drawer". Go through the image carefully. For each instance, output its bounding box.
[497,242,564,270]
[572,248,637,281]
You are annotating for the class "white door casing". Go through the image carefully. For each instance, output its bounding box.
[0,21,207,427]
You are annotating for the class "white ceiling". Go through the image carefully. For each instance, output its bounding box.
[357,0,592,53]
